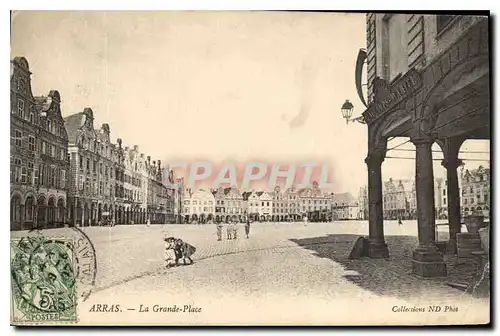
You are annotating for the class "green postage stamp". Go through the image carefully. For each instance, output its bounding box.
[11,235,78,324]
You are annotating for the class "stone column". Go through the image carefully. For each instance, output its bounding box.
[442,157,463,254]
[20,204,25,231]
[365,152,389,258]
[411,137,446,277]
[73,200,77,227]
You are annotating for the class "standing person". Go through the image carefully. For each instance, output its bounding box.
[216,221,223,241]
[398,217,403,226]
[226,222,232,240]
[303,215,308,226]
[232,222,238,240]
[244,219,251,239]
[164,237,177,268]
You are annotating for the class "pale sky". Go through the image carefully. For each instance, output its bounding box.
[11,11,490,196]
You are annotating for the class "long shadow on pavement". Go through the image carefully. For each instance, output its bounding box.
[290,234,477,301]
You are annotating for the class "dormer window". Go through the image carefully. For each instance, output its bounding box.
[17,100,25,118]
[436,15,455,34]
[17,79,25,92]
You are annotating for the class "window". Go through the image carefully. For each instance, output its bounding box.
[61,170,66,189]
[14,130,22,147]
[21,166,27,183]
[33,165,39,186]
[436,15,455,34]
[443,189,446,196]
[17,100,25,117]
[50,167,56,187]
[79,155,84,170]
[51,145,56,157]
[11,158,21,183]
[27,162,33,185]
[86,158,90,171]
[17,78,25,91]
[39,164,46,186]
[78,175,84,191]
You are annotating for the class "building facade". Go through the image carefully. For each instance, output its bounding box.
[331,193,359,220]
[382,178,413,220]
[358,186,369,220]
[297,181,331,221]
[65,108,109,226]
[460,165,490,218]
[182,189,215,224]
[10,57,69,230]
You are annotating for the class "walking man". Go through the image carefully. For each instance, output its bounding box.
[216,221,223,241]
[244,219,251,239]
[226,222,232,240]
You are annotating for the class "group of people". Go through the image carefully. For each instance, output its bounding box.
[216,220,251,241]
[163,237,197,268]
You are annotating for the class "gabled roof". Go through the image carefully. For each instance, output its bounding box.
[63,112,87,143]
[242,191,252,200]
[331,192,357,206]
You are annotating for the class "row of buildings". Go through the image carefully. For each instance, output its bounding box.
[181,182,360,223]
[10,57,182,231]
[358,165,491,220]
[10,56,360,229]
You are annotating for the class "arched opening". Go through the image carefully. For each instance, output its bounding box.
[47,197,56,227]
[10,193,22,230]
[83,203,89,227]
[57,198,65,227]
[25,195,35,229]
[37,195,47,228]
[98,203,103,224]
[75,199,82,226]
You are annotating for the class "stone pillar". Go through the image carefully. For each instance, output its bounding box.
[442,157,463,254]
[73,200,77,227]
[365,152,389,258]
[412,137,446,277]
[20,204,25,231]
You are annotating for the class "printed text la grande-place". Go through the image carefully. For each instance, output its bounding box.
[89,304,202,313]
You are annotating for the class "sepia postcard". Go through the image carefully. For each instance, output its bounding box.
[10,11,491,326]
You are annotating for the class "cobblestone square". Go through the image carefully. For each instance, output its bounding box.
[13,221,488,325]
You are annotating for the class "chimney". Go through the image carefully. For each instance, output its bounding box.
[124,146,129,151]
[140,153,144,158]
[134,145,139,151]
[117,138,122,148]
[157,160,161,169]
[147,156,151,163]
[102,123,110,134]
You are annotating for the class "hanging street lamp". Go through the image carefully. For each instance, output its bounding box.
[341,99,365,124]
